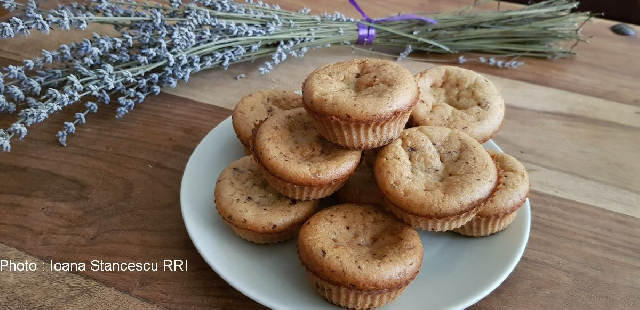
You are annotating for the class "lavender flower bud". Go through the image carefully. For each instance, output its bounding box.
[66,89,80,102]
[42,50,54,64]
[9,17,28,36]
[25,0,36,13]
[87,84,99,97]
[115,106,128,118]
[74,113,86,124]
[5,65,24,79]
[85,101,98,113]
[0,137,10,152]
[164,77,177,88]
[299,7,311,14]
[63,121,75,134]
[20,108,38,126]
[5,85,25,101]
[112,81,124,92]
[121,70,135,83]
[23,78,41,95]
[98,90,110,104]
[34,15,50,34]
[56,130,67,146]
[0,94,16,113]
[23,59,35,71]
[146,73,159,84]
[25,97,38,108]
[122,32,133,47]
[47,88,61,101]
[56,15,71,30]
[82,56,94,66]
[135,92,146,103]
[0,23,14,39]
[117,96,135,109]
[101,63,114,74]
[68,74,83,92]
[124,88,135,98]
[8,123,27,140]
[1,0,17,12]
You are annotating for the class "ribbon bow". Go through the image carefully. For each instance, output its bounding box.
[349,0,438,45]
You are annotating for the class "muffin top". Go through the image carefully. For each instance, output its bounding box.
[214,156,319,233]
[302,59,419,121]
[374,126,497,218]
[477,151,530,217]
[298,204,423,291]
[232,90,303,148]
[334,150,385,207]
[411,66,505,143]
[252,108,362,186]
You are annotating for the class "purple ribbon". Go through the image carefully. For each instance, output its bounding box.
[350,0,437,45]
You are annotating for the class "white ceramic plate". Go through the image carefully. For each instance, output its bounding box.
[181,117,531,310]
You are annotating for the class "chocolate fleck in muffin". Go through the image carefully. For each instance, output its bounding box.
[410,66,505,143]
[232,90,303,154]
[298,203,423,309]
[455,151,530,237]
[214,156,319,244]
[334,149,385,209]
[252,107,362,200]
[374,126,498,231]
[302,59,419,150]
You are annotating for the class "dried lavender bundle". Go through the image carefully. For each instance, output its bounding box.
[0,0,590,151]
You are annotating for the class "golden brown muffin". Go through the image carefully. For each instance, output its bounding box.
[374,126,498,231]
[334,150,385,208]
[410,66,505,143]
[454,151,530,236]
[298,203,423,309]
[214,156,320,244]
[232,90,303,154]
[302,59,419,150]
[252,108,362,200]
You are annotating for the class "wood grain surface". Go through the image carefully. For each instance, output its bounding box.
[0,0,639,309]
[163,46,640,219]
[0,244,159,310]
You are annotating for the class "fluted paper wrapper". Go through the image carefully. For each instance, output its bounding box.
[216,206,301,244]
[307,271,406,309]
[227,222,299,244]
[256,159,346,200]
[454,211,518,237]
[307,109,411,150]
[385,200,481,231]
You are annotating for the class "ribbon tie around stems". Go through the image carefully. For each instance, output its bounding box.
[349,0,438,45]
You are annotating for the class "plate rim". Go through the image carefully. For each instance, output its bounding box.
[180,117,531,310]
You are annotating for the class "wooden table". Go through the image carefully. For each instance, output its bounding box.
[1,1,639,309]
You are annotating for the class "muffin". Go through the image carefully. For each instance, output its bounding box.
[334,150,385,208]
[252,108,362,200]
[298,204,423,309]
[455,151,530,236]
[410,66,505,143]
[374,126,498,231]
[302,59,419,150]
[214,156,320,244]
[232,90,303,154]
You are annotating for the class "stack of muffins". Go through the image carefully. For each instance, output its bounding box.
[214,59,530,309]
